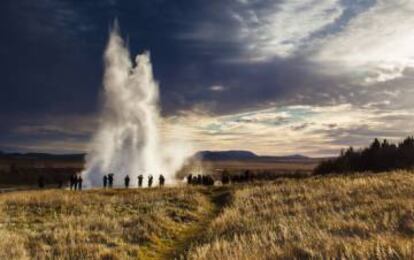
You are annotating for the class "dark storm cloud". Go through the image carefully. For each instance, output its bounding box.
[1,0,413,154]
[157,0,380,115]
[0,0,372,121]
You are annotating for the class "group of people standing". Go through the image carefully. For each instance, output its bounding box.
[38,170,254,190]
[103,174,165,188]
[187,174,214,186]
[35,170,256,190]
[102,173,114,188]
[70,174,83,190]
[186,170,253,186]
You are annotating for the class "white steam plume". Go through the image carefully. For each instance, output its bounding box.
[82,24,191,187]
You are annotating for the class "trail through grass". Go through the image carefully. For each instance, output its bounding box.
[161,186,233,259]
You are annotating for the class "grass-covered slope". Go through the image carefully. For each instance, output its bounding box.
[188,171,414,259]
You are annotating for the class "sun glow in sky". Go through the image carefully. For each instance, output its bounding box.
[1,0,414,156]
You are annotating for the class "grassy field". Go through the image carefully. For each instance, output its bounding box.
[206,160,318,171]
[188,171,414,259]
[0,187,214,259]
[0,157,319,187]
[177,159,320,180]
[1,171,414,259]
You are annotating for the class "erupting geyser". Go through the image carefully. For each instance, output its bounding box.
[83,24,190,187]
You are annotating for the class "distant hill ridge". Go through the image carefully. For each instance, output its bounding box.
[0,152,85,161]
[195,150,310,161]
[0,150,311,162]
[195,150,257,160]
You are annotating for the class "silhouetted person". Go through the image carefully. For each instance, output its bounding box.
[148,175,153,188]
[74,174,79,190]
[103,175,108,188]
[187,174,193,185]
[222,172,230,185]
[124,175,130,188]
[202,175,208,185]
[138,174,143,187]
[206,175,214,186]
[159,175,165,187]
[38,176,45,189]
[70,174,76,190]
[108,174,114,188]
[74,175,79,190]
[77,175,83,191]
[243,170,251,182]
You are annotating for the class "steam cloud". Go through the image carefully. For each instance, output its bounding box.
[83,24,191,187]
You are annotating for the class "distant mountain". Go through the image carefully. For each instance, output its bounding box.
[195,150,258,161]
[0,151,312,162]
[194,150,310,161]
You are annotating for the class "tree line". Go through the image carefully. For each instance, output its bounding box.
[314,136,414,175]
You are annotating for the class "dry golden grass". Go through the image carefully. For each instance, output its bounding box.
[0,187,211,259]
[2,171,414,259]
[188,171,414,259]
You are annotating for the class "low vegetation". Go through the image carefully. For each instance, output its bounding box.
[1,171,414,259]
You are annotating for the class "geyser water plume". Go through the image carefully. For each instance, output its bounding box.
[83,25,191,187]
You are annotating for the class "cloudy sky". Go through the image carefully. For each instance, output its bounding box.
[1,0,414,156]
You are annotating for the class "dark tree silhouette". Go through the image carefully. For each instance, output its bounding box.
[314,136,414,175]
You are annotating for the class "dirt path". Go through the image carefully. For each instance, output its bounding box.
[162,186,232,259]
